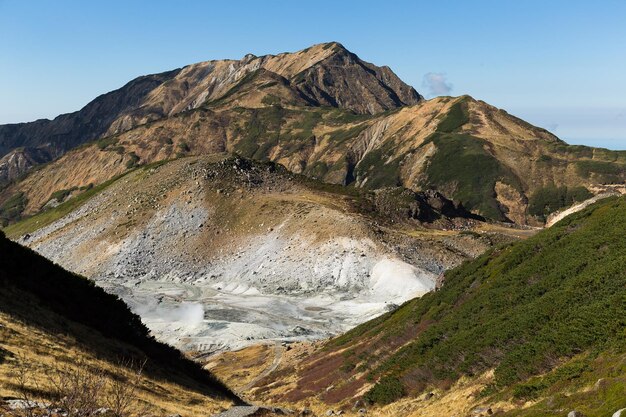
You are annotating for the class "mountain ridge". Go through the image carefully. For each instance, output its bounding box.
[0,42,420,183]
[0,42,624,227]
[2,94,623,226]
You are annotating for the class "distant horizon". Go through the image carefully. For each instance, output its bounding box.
[1,1,625,150]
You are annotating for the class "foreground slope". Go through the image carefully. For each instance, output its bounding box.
[0,230,238,415]
[0,42,420,183]
[252,196,626,416]
[5,155,497,353]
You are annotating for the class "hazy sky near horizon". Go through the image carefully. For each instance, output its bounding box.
[1,0,625,150]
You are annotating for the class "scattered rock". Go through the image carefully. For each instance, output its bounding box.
[5,400,50,410]
[594,377,607,390]
[568,412,584,417]
[471,406,492,416]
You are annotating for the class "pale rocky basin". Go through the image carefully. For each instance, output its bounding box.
[17,157,484,354]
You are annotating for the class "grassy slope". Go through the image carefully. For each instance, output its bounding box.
[2,161,170,238]
[324,196,626,412]
[0,230,239,408]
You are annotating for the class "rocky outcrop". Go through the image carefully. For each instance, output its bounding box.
[0,69,180,163]
[291,43,421,114]
[0,42,420,183]
[0,145,57,183]
[14,156,489,353]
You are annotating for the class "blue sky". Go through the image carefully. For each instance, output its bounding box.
[1,0,625,150]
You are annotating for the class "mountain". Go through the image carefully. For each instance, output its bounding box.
[0,229,239,415]
[3,155,500,353]
[1,87,624,226]
[0,42,420,183]
[249,196,626,416]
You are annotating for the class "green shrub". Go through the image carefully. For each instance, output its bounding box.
[0,192,27,226]
[365,376,406,404]
[436,101,469,133]
[512,380,547,400]
[422,133,520,220]
[96,136,118,150]
[528,185,592,219]
[331,196,626,403]
[576,160,624,182]
[49,187,78,204]
[125,152,140,169]
[261,94,281,106]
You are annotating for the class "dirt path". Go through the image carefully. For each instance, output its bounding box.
[210,406,260,417]
[240,341,283,392]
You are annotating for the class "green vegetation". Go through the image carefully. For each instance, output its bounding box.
[3,171,133,238]
[49,187,78,203]
[355,146,402,188]
[0,192,27,226]
[126,152,140,169]
[325,124,368,145]
[328,196,626,405]
[511,358,589,401]
[423,133,520,220]
[258,81,278,90]
[364,376,405,405]
[307,161,329,179]
[324,108,372,125]
[261,94,281,106]
[436,100,470,133]
[528,185,592,220]
[234,105,285,158]
[576,160,624,182]
[504,352,626,416]
[96,135,119,150]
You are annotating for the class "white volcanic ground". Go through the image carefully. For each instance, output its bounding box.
[17,158,481,354]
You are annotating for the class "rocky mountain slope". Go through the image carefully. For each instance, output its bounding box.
[1,96,624,226]
[0,229,238,416]
[4,155,500,354]
[2,43,624,226]
[0,42,420,183]
[249,196,626,417]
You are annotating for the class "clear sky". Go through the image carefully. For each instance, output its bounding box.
[1,0,625,150]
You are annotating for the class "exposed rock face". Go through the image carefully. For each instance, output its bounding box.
[0,42,420,183]
[0,145,57,183]
[15,156,489,353]
[0,69,179,165]
[290,43,421,113]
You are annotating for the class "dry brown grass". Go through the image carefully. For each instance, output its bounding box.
[0,313,232,417]
[204,344,274,392]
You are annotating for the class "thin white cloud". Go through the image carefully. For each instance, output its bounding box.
[422,72,453,96]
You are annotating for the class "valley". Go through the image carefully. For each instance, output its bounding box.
[1,38,625,417]
[7,155,495,354]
